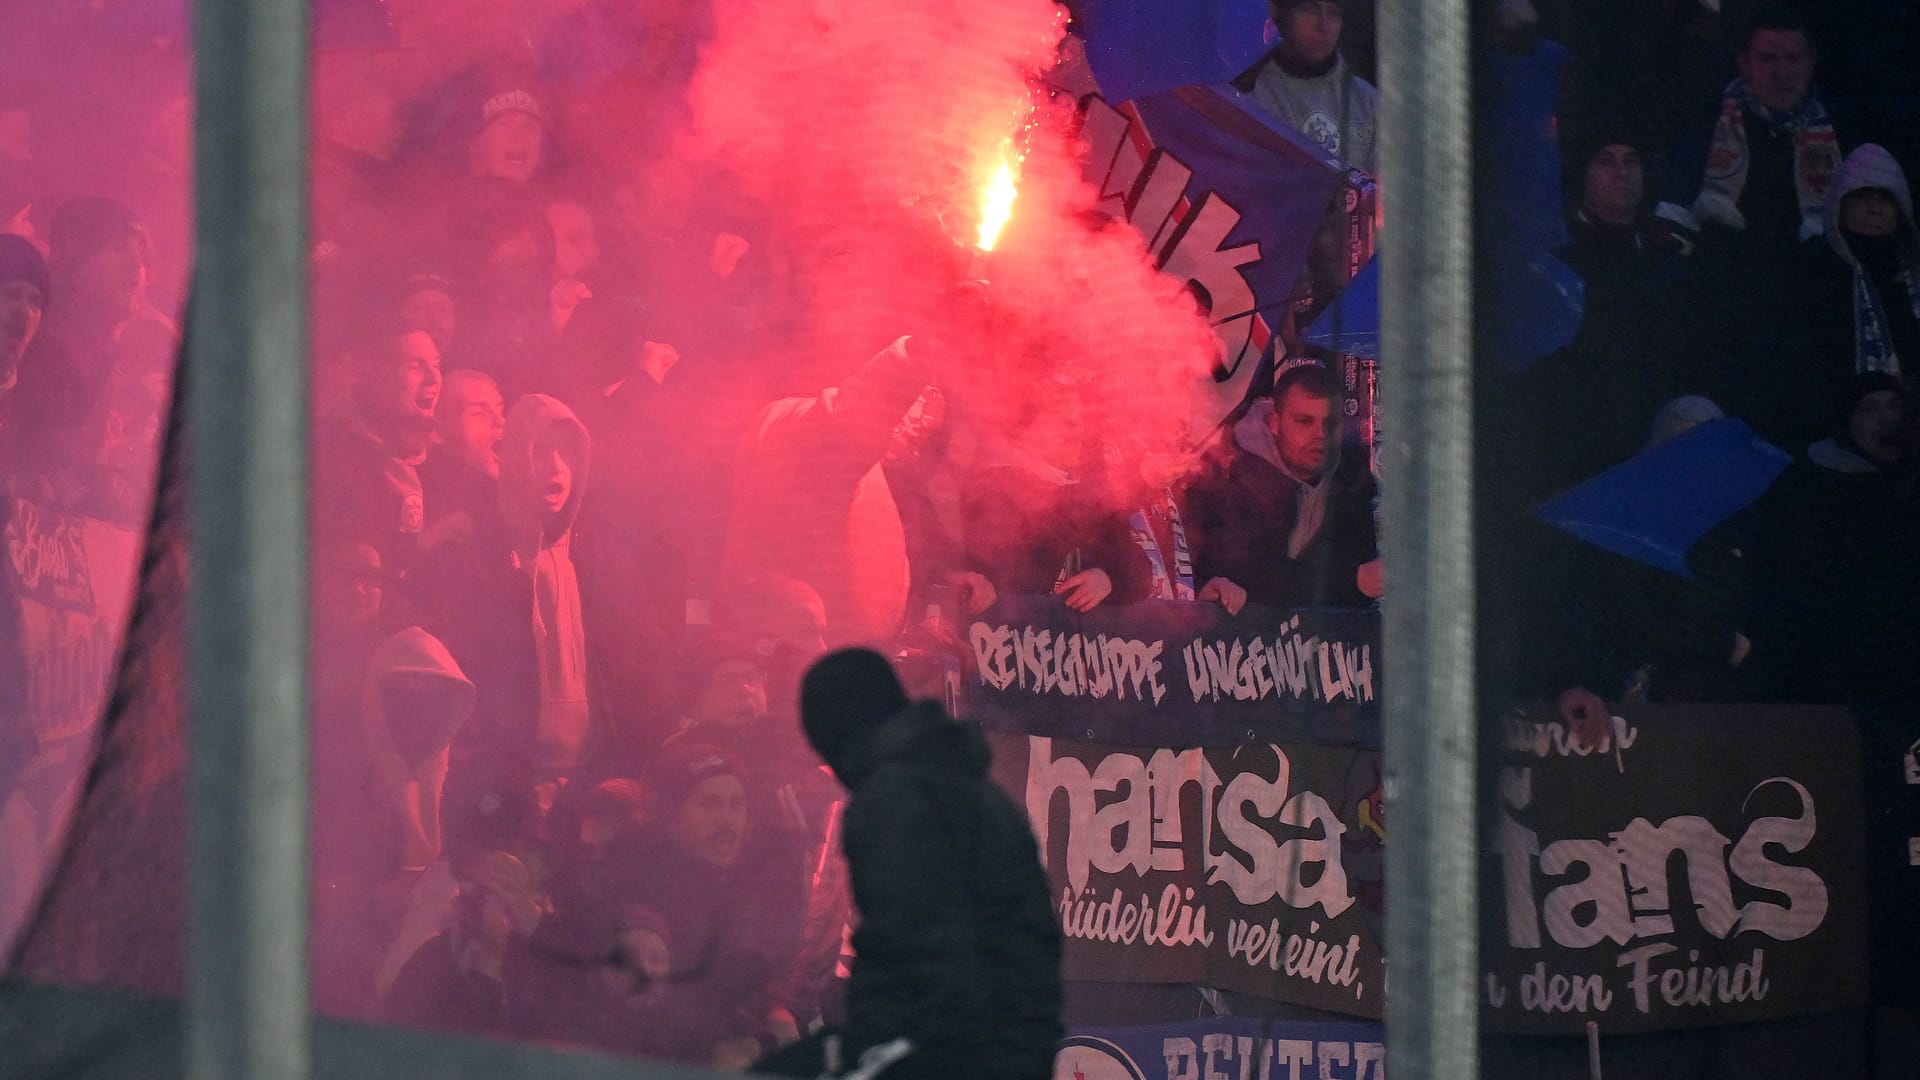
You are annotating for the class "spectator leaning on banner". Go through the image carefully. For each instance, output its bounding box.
[1184,358,1381,611]
[958,372,1153,616]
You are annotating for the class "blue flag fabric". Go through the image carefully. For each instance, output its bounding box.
[1535,419,1792,578]
[1076,0,1276,106]
[1080,84,1342,437]
[1124,83,1341,320]
[1485,40,1573,252]
[1306,256,1379,359]
[1485,41,1587,369]
[1491,246,1587,370]
[1307,249,1579,366]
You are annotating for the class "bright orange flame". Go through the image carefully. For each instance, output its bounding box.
[976,153,1019,252]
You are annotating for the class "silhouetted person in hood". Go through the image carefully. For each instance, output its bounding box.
[312,626,475,1018]
[754,649,1061,1080]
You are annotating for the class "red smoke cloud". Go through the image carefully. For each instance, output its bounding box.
[678,0,1224,464]
[315,0,1224,470]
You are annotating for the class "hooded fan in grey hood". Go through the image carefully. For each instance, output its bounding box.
[496,393,592,771]
[359,627,477,870]
[1820,143,1920,381]
[312,626,475,1016]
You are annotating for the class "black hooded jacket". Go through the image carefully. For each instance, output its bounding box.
[823,702,1061,1080]
[1745,440,1920,705]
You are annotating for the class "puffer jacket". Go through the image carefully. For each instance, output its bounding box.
[824,701,1062,1080]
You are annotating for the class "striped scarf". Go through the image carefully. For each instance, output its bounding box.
[1849,257,1920,378]
[1694,78,1840,241]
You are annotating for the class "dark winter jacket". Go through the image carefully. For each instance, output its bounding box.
[1801,144,1920,387]
[1805,234,1920,382]
[1697,236,1859,452]
[1510,213,1718,496]
[314,412,426,580]
[822,702,1061,1080]
[961,449,1153,607]
[406,499,538,753]
[1183,407,1378,610]
[384,932,509,1038]
[1560,209,1706,398]
[1745,445,1920,705]
[1509,511,1759,705]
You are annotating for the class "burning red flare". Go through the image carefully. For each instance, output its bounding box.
[976,149,1020,253]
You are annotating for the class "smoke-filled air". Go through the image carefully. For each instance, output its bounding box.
[0,0,1399,1072]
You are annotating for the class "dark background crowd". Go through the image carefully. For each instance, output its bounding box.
[1480,0,1920,724]
[2,0,1919,1075]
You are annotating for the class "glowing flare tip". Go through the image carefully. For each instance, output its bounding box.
[975,158,1019,252]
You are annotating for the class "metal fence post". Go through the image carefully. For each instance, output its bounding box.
[1375,1,1478,1077]
[187,0,311,1077]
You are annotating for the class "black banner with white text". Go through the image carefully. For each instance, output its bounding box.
[1483,704,1866,1033]
[972,606,1873,1032]
[988,731,1388,1019]
[968,597,1379,749]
